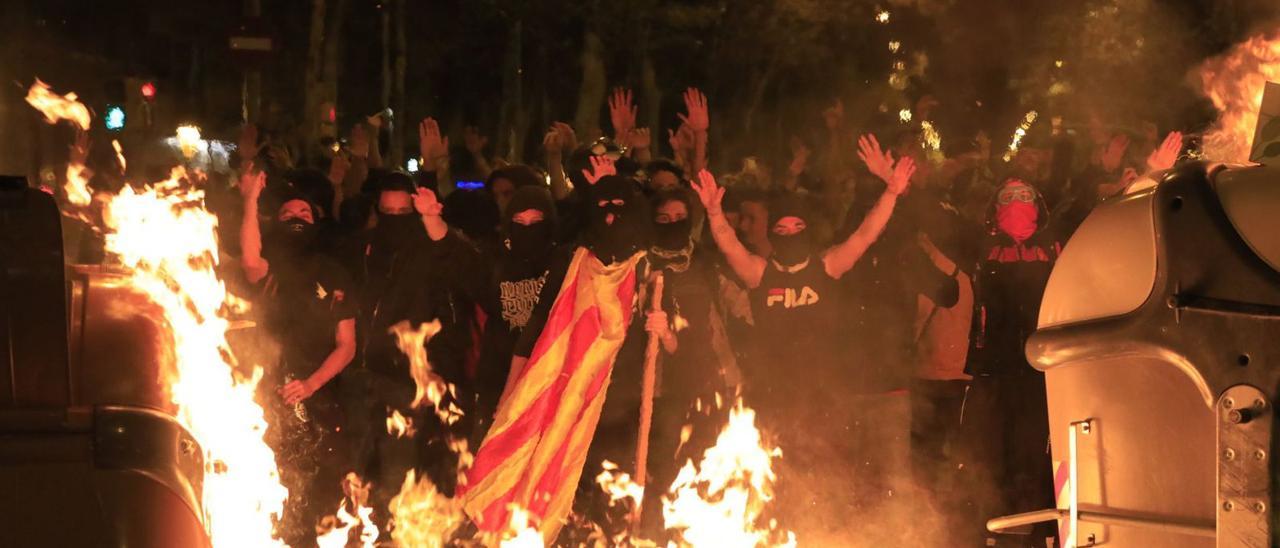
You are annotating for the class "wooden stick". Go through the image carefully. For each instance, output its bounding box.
[631,271,665,527]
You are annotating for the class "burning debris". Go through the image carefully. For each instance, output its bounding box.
[1198,32,1280,163]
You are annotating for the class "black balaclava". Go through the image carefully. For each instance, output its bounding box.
[265,195,320,258]
[505,185,557,261]
[768,194,815,267]
[651,189,697,251]
[585,174,650,264]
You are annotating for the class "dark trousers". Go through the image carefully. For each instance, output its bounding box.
[959,373,1057,546]
[910,379,969,496]
[263,387,348,548]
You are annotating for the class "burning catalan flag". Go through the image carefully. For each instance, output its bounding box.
[461,247,644,542]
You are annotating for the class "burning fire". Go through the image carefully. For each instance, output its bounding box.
[316,473,378,548]
[177,124,204,159]
[663,402,795,548]
[1198,32,1280,163]
[25,80,93,206]
[387,408,416,438]
[1003,110,1039,162]
[100,167,288,546]
[389,470,466,547]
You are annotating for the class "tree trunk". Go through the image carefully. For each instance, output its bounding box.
[573,30,607,141]
[640,40,660,155]
[302,0,327,152]
[391,0,407,168]
[499,21,525,162]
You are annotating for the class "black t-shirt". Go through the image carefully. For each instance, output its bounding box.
[747,256,842,393]
[258,251,358,389]
[475,245,557,399]
[657,251,725,398]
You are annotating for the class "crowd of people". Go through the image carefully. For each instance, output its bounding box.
[105,86,1184,546]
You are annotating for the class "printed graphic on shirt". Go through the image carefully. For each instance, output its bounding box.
[500,275,547,329]
[765,286,820,308]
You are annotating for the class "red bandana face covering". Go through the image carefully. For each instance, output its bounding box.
[995,185,1038,243]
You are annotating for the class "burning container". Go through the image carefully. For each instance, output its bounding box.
[988,161,1280,547]
[0,179,209,547]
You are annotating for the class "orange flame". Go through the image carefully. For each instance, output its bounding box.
[387,408,416,438]
[25,80,94,206]
[316,473,378,548]
[25,79,91,130]
[101,167,287,546]
[663,402,796,547]
[1198,32,1280,163]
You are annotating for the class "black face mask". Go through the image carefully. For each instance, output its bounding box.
[373,213,421,250]
[652,218,692,251]
[275,219,318,252]
[508,220,553,261]
[769,230,812,266]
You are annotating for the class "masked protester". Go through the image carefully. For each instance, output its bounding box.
[473,185,561,439]
[460,155,652,542]
[334,172,482,520]
[238,168,357,548]
[691,137,914,527]
[956,177,1061,547]
[637,189,736,536]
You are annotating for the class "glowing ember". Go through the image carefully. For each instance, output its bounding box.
[596,460,645,508]
[112,140,127,172]
[875,10,890,24]
[898,109,913,124]
[387,408,416,438]
[101,167,287,546]
[888,40,901,53]
[1002,110,1039,162]
[921,120,942,152]
[1198,32,1280,163]
[316,473,378,548]
[177,124,204,159]
[663,402,795,548]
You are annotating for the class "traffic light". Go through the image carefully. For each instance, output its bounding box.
[140,81,156,102]
[104,105,126,131]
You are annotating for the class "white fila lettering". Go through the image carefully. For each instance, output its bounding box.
[766,286,820,308]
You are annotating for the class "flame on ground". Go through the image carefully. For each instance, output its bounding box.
[388,470,466,547]
[1198,32,1280,163]
[101,167,288,546]
[662,402,796,548]
[316,473,378,548]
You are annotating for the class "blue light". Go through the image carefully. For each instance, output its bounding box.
[104,105,126,131]
[455,180,485,190]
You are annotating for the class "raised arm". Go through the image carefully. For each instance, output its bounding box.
[693,170,767,288]
[543,123,571,200]
[238,167,270,284]
[413,186,449,241]
[680,88,709,175]
[823,136,915,279]
[609,87,637,144]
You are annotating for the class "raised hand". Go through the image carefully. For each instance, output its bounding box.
[1146,131,1183,172]
[628,127,651,150]
[238,123,263,166]
[609,87,637,138]
[1100,133,1130,172]
[463,126,488,155]
[856,134,895,182]
[239,164,266,201]
[413,187,443,217]
[419,117,448,164]
[582,155,617,185]
[328,153,351,186]
[823,99,845,132]
[788,136,811,176]
[552,121,578,152]
[886,156,916,196]
[679,88,709,132]
[349,125,370,159]
[543,127,563,155]
[692,169,725,215]
[280,378,317,406]
[668,123,694,155]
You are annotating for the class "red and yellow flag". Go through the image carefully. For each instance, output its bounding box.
[461,247,644,541]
